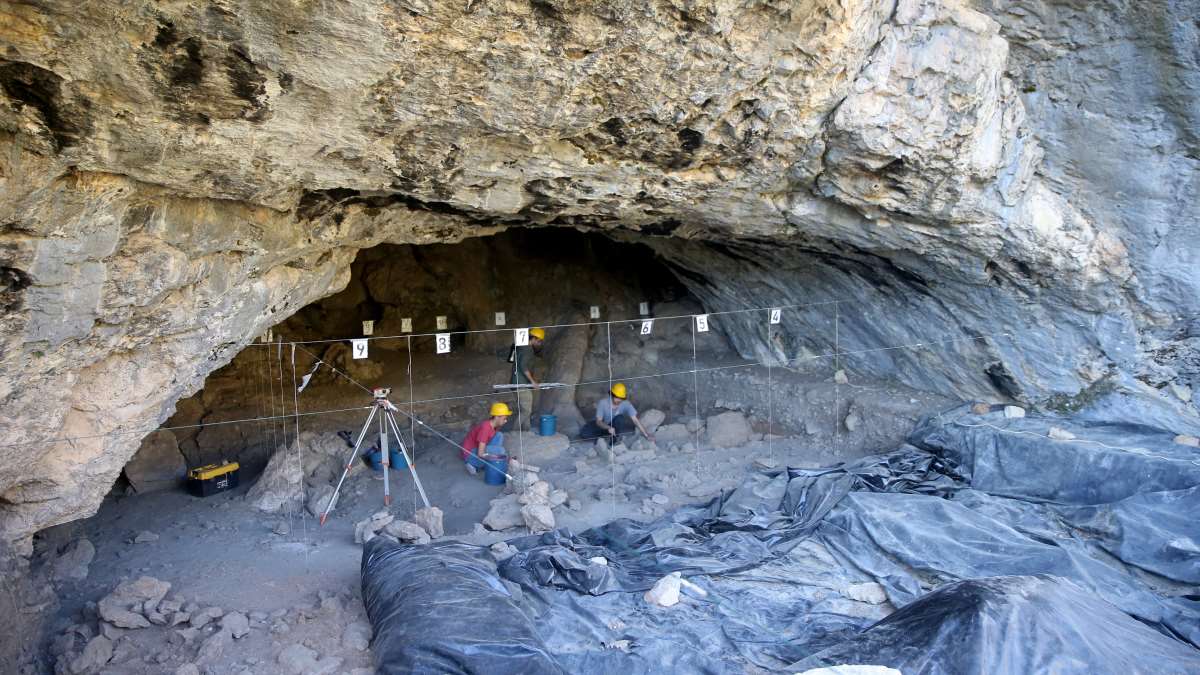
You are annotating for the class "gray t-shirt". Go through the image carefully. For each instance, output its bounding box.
[596,398,637,424]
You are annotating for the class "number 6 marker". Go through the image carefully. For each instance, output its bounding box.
[436,333,451,354]
[640,320,653,336]
[351,339,369,359]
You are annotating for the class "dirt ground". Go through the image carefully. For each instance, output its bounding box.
[32,346,953,674]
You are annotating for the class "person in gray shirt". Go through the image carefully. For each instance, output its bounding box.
[580,382,655,446]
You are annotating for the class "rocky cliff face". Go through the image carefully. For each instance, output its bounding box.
[0,0,1196,546]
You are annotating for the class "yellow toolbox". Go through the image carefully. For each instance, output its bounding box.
[187,461,240,497]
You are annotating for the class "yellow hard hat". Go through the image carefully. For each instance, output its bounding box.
[529,327,546,340]
[490,402,513,417]
[610,382,627,399]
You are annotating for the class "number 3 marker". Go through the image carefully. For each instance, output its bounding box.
[436,333,451,354]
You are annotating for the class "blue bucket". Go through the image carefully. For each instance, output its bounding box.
[538,414,557,437]
[367,447,407,471]
[483,455,508,486]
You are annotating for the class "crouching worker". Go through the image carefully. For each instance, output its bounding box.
[581,382,655,446]
[460,402,512,475]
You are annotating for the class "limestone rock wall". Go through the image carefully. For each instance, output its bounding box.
[0,0,1196,546]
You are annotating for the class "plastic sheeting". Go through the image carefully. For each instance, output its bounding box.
[362,404,1200,674]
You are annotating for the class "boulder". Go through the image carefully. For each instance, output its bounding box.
[483,493,524,531]
[644,572,682,607]
[124,431,187,493]
[246,432,345,513]
[305,484,336,518]
[833,369,849,384]
[69,635,112,674]
[685,417,704,434]
[844,410,861,432]
[195,627,231,664]
[640,409,666,434]
[52,538,95,581]
[413,506,444,539]
[705,411,752,448]
[382,520,430,544]
[521,503,556,533]
[98,576,171,629]
[549,489,569,507]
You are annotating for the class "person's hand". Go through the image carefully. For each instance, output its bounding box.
[647,433,656,443]
[607,427,616,436]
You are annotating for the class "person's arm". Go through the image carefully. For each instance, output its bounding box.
[632,415,654,441]
[523,367,539,387]
[476,440,487,457]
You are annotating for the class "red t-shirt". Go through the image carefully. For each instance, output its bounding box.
[461,420,496,461]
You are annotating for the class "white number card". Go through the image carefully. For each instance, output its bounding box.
[351,339,368,359]
[435,333,451,354]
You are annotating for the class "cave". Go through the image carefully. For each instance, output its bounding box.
[2,1,1199,673]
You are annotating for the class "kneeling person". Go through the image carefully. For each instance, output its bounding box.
[461,402,511,475]
[581,382,655,446]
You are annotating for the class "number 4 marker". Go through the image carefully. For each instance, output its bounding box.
[770,309,782,325]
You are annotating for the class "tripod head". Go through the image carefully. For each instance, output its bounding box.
[371,387,398,411]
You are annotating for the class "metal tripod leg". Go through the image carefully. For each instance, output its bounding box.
[380,406,391,506]
[385,409,432,509]
[320,404,378,525]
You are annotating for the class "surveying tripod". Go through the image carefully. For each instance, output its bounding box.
[319,387,430,525]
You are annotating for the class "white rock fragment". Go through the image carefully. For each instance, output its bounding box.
[1047,426,1076,441]
[588,556,608,566]
[844,582,888,605]
[490,542,518,561]
[679,578,708,598]
[651,493,669,505]
[1174,435,1200,448]
[644,572,682,607]
[1169,382,1192,403]
[1003,405,1026,419]
[833,369,849,384]
[132,530,159,544]
[641,409,666,434]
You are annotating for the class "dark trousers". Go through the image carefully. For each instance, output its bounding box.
[580,415,636,445]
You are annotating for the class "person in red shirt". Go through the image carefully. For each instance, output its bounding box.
[461,402,512,475]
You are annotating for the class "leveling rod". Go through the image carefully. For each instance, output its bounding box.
[492,383,567,390]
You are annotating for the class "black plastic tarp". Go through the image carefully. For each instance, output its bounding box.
[363,403,1200,674]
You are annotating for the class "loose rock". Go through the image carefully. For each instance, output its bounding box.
[413,506,444,539]
[222,611,250,639]
[132,530,159,544]
[342,622,372,652]
[845,582,889,605]
[521,503,556,533]
[483,494,525,531]
[382,520,431,544]
[98,576,171,629]
[833,369,849,385]
[1174,435,1200,448]
[644,572,682,607]
[641,409,666,434]
[1003,405,1026,419]
[490,542,518,561]
[1047,426,1076,441]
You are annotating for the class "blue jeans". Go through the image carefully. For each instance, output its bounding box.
[466,432,505,469]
